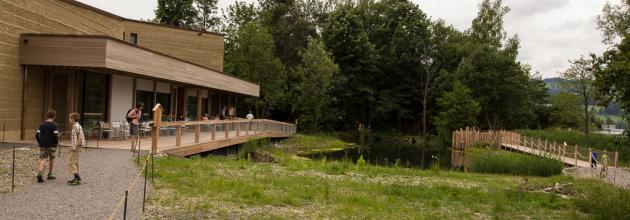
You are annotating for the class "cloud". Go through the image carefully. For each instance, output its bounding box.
[505,0,570,17]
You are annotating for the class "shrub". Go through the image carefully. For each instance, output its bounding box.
[468,148,563,177]
[356,154,366,167]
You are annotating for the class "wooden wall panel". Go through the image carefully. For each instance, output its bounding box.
[0,0,123,141]
[123,21,224,71]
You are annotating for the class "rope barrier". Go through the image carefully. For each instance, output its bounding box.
[108,154,151,220]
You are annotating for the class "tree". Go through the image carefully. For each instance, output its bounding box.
[595,34,630,125]
[292,39,339,131]
[155,0,197,28]
[193,0,220,31]
[469,0,510,47]
[597,0,630,45]
[561,55,599,137]
[419,20,462,135]
[224,22,287,118]
[434,81,480,143]
[455,0,546,130]
[549,92,581,128]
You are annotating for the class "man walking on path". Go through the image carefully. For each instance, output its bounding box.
[127,102,144,152]
[36,109,60,182]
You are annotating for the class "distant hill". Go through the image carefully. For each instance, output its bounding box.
[543,77,564,95]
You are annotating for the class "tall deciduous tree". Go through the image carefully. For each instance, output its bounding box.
[155,0,196,27]
[419,20,462,135]
[193,0,220,31]
[224,22,287,118]
[597,0,630,45]
[292,39,339,131]
[561,56,599,137]
[595,34,630,125]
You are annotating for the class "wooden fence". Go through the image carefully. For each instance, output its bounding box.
[451,127,620,171]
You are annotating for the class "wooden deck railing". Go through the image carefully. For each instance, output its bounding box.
[149,104,296,154]
[451,127,620,171]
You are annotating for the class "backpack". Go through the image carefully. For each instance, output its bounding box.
[126,108,134,123]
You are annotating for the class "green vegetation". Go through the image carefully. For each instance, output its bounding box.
[278,133,350,154]
[468,148,563,177]
[517,129,629,165]
[148,154,627,219]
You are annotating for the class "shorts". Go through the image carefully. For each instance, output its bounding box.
[130,123,140,135]
[39,147,56,159]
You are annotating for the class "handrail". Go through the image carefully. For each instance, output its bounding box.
[158,119,296,127]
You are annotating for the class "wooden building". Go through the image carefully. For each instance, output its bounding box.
[0,0,259,140]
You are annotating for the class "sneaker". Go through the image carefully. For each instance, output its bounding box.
[47,174,56,180]
[67,178,80,186]
[37,173,44,183]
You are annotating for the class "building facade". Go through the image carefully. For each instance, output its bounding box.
[0,0,259,140]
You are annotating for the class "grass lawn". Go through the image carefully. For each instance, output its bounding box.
[146,153,626,219]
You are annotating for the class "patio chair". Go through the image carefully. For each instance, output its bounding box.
[99,122,116,140]
[111,121,121,139]
[120,122,131,140]
[141,122,152,137]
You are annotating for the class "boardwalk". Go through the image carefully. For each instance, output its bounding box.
[0,148,146,219]
[452,128,630,188]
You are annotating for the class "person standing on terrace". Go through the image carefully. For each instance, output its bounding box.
[127,102,144,152]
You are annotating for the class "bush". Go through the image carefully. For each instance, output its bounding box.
[468,148,563,177]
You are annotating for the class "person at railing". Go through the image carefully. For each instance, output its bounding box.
[246,111,254,131]
[202,113,209,121]
[246,111,254,120]
[228,106,236,120]
[220,106,227,120]
[591,151,599,169]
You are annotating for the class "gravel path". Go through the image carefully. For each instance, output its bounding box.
[0,147,149,219]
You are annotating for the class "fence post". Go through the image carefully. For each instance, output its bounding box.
[236,122,240,136]
[143,161,148,212]
[211,124,216,140]
[574,145,578,167]
[123,190,128,220]
[12,143,15,192]
[2,122,5,143]
[225,122,229,138]
[614,151,619,168]
[176,126,182,147]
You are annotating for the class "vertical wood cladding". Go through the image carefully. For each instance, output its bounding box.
[123,21,224,72]
[0,0,225,140]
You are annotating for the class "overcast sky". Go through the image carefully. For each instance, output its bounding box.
[78,0,617,78]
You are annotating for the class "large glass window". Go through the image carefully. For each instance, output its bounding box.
[186,96,197,120]
[79,72,109,128]
[136,90,153,121]
[156,92,170,120]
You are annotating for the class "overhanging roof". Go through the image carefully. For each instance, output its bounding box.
[19,34,259,97]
